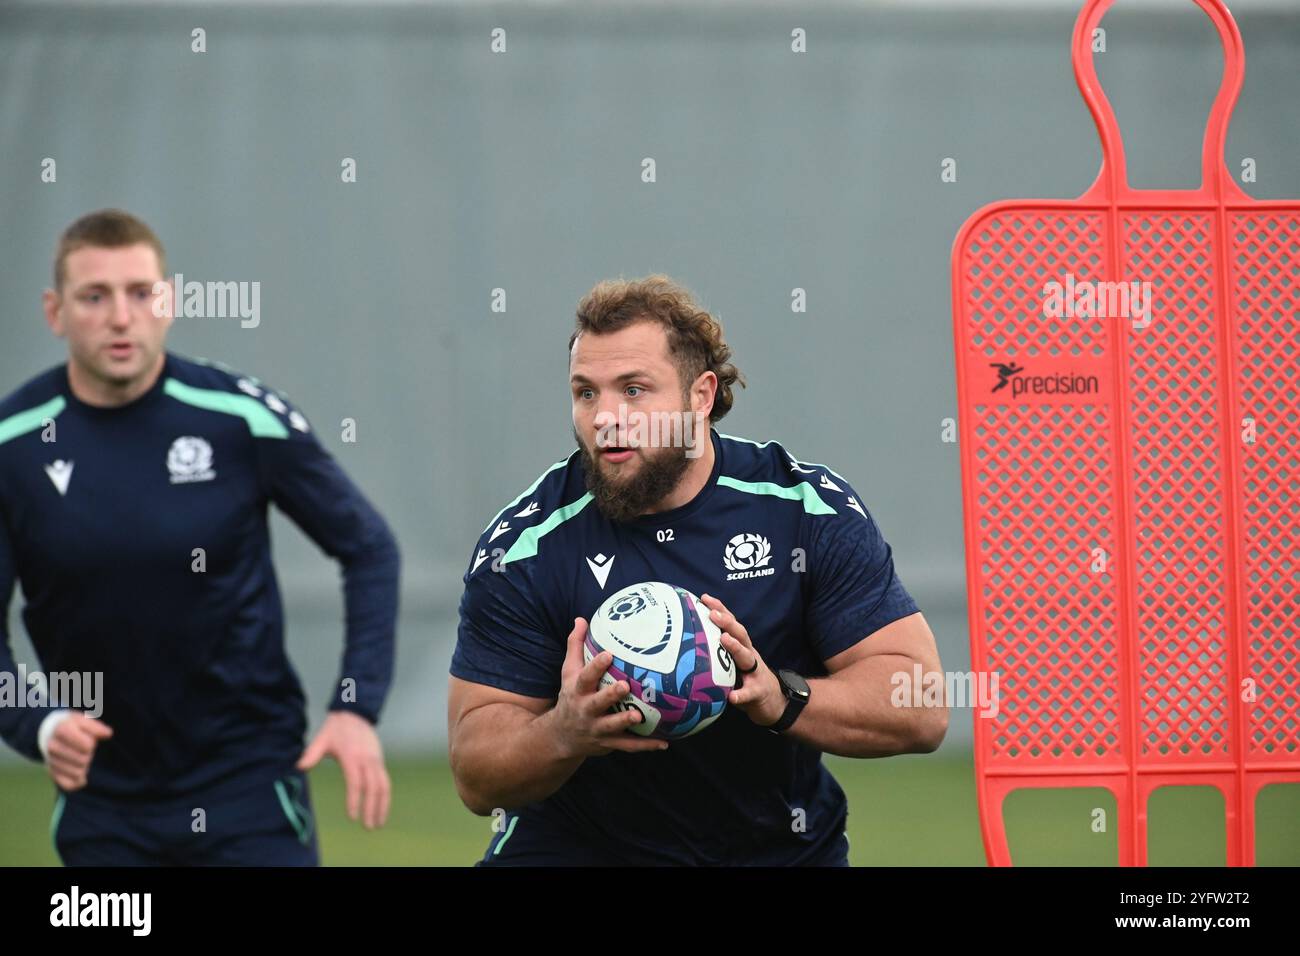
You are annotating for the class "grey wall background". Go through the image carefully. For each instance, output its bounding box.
[1,0,1297,758]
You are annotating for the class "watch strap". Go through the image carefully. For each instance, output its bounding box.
[767,671,809,734]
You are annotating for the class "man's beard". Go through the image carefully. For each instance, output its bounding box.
[576,427,694,523]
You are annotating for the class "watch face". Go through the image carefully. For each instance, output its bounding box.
[780,670,811,700]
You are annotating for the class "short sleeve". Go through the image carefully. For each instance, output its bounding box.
[451,552,564,700]
[803,486,920,661]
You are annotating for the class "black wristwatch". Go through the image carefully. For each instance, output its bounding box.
[766,669,811,734]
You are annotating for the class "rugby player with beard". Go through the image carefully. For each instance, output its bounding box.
[449,275,945,866]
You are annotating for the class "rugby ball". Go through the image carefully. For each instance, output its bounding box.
[584,581,736,739]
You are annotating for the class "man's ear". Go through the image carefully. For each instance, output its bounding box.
[692,370,718,418]
[42,288,65,338]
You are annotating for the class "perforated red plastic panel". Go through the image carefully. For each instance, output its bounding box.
[950,0,1299,866]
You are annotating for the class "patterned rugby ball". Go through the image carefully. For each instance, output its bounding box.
[584,581,736,739]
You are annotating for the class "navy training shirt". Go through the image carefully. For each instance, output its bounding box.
[0,352,400,801]
[452,428,920,865]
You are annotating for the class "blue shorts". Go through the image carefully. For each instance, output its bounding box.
[52,769,319,867]
[477,811,851,867]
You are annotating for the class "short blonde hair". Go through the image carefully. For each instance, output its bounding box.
[54,209,166,290]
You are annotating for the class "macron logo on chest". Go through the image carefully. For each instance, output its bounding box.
[44,460,74,497]
[586,552,615,589]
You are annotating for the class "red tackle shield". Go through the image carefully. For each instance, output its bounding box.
[950,0,1299,866]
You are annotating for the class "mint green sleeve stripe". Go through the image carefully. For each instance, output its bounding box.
[481,455,574,535]
[163,379,289,439]
[716,431,849,483]
[501,493,593,566]
[716,476,837,515]
[0,396,66,447]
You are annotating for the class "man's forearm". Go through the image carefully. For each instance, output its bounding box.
[333,525,400,722]
[450,705,585,815]
[781,654,947,758]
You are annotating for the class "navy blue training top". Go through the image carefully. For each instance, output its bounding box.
[452,428,920,865]
[0,352,400,801]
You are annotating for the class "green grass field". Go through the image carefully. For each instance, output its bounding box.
[2,751,1296,866]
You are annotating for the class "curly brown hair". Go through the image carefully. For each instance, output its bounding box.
[568,275,745,423]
